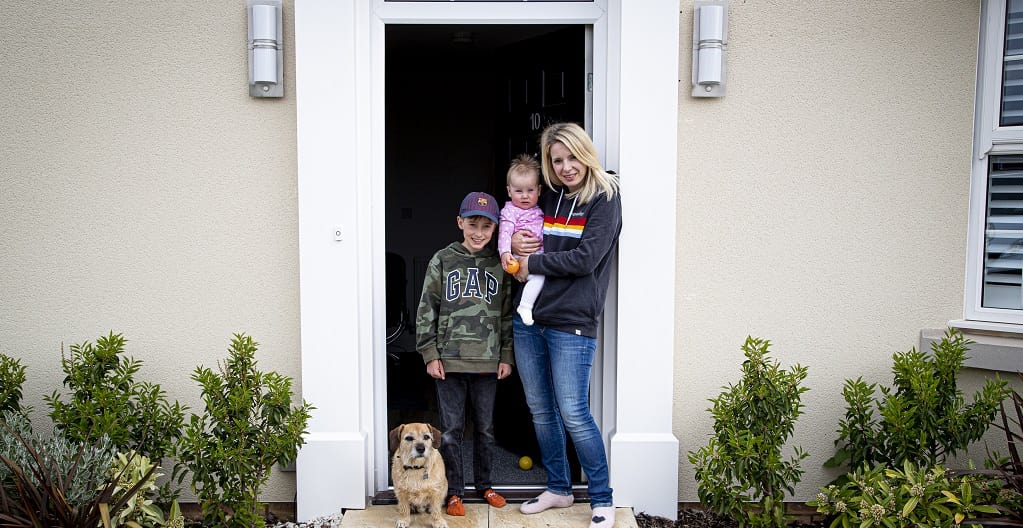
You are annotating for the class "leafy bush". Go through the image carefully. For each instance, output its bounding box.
[0,410,156,527]
[687,336,809,528]
[809,461,1003,528]
[827,329,1009,471]
[178,333,313,528]
[108,449,182,527]
[0,353,27,415]
[44,331,187,502]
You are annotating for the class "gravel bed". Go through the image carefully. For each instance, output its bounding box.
[636,507,826,528]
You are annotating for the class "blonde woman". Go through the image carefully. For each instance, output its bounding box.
[509,122,621,528]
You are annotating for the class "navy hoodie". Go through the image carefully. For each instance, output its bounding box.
[518,186,623,337]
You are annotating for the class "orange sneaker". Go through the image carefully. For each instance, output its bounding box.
[483,488,507,508]
[446,495,465,516]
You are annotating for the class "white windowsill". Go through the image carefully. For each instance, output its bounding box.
[949,319,1023,335]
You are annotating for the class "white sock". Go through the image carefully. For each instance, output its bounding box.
[589,507,615,528]
[517,305,534,326]
[519,490,573,514]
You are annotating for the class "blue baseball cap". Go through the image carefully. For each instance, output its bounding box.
[459,192,500,223]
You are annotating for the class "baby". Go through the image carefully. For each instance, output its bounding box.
[498,154,545,326]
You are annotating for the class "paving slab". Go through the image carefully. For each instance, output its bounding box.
[340,504,636,528]
[341,504,487,528]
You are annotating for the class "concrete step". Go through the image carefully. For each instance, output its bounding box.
[341,504,638,528]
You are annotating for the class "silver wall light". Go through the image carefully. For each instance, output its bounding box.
[248,0,283,98]
[692,0,727,98]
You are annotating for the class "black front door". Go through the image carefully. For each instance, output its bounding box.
[383,23,586,497]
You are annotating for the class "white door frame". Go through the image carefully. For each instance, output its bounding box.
[293,0,680,520]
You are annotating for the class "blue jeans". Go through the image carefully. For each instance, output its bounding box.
[513,318,613,507]
[435,373,498,497]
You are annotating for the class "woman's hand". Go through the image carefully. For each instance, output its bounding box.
[511,230,541,256]
[426,359,445,380]
[513,255,530,282]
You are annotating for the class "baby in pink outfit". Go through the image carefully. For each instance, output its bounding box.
[498,154,545,325]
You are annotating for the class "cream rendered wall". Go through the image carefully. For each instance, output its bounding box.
[675,0,1004,501]
[4,0,1016,511]
[1,1,300,501]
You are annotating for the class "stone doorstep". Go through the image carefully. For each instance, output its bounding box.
[341,504,638,528]
[176,501,638,527]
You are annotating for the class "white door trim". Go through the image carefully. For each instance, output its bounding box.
[294,0,679,520]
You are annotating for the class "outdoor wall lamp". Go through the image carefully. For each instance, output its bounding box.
[248,0,283,98]
[691,0,727,98]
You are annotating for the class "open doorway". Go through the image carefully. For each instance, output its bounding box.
[383,23,586,495]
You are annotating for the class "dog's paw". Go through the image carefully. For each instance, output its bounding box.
[432,520,449,528]
[396,519,410,528]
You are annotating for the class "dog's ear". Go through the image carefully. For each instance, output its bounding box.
[388,425,404,453]
[429,424,442,449]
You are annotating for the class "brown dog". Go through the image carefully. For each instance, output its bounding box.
[389,423,448,528]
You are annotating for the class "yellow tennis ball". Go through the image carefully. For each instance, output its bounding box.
[505,259,520,274]
[519,455,533,470]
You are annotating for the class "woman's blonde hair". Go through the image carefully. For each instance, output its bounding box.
[540,122,619,204]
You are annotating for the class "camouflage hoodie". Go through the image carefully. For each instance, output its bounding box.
[416,241,514,373]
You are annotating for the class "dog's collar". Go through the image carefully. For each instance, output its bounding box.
[401,463,430,479]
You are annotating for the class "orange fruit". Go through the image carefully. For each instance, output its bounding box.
[519,455,533,470]
[505,259,520,274]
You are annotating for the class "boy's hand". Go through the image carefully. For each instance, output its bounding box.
[426,359,445,380]
[497,362,513,380]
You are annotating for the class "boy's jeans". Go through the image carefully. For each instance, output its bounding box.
[513,318,613,507]
[435,372,498,497]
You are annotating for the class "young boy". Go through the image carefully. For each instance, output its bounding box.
[415,191,514,515]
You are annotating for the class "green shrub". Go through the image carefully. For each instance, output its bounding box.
[809,461,1002,528]
[0,353,27,415]
[178,333,313,528]
[687,336,809,528]
[827,329,1010,471]
[44,331,187,503]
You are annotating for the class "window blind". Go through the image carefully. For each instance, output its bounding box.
[984,155,1023,309]
[1002,0,1023,125]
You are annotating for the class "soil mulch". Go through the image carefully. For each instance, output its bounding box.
[635,506,827,528]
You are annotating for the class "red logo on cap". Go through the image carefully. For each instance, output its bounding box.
[477,197,488,207]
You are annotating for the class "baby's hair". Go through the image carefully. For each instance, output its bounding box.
[507,154,541,185]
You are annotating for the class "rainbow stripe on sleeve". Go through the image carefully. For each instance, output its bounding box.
[543,214,586,239]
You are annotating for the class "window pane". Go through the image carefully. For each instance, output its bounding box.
[983,155,1023,309]
[1002,0,1023,125]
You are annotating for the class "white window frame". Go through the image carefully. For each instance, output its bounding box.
[966,0,1023,326]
